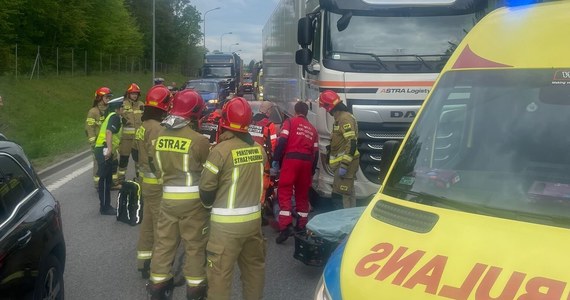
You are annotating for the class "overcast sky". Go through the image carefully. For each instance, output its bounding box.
[191,0,279,64]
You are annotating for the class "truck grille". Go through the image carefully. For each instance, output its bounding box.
[358,128,406,184]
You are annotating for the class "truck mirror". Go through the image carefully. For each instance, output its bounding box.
[296,48,313,66]
[378,140,401,183]
[297,17,314,47]
[337,11,352,32]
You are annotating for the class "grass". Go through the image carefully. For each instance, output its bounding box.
[0,72,190,170]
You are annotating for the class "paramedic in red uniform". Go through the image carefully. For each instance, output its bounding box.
[273,101,318,244]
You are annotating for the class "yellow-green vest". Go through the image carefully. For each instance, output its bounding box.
[95,112,123,149]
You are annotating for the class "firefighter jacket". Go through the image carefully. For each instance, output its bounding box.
[95,112,123,150]
[135,119,163,184]
[329,111,359,170]
[85,101,107,147]
[198,110,222,145]
[200,131,267,236]
[122,99,145,138]
[155,126,210,200]
[273,115,318,163]
[248,113,277,161]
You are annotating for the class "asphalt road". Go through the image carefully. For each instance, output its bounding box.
[41,156,322,300]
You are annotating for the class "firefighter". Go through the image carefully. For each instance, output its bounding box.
[147,89,210,300]
[94,97,124,215]
[248,101,278,223]
[118,83,144,182]
[272,101,318,244]
[85,87,112,189]
[199,97,267,300]
[135,85,171,279]
[319,90,360,209]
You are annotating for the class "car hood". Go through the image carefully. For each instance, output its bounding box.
[199,92,217,101]
[337,195,570,299]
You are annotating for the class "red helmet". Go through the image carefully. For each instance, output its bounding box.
[145,85,171,111]
[319,90,341,112]
[170,89,205,120]
[126,83,141,94]
[221,97,252,133]
[95,87,112,97]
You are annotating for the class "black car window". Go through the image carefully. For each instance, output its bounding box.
[0,155,36,224]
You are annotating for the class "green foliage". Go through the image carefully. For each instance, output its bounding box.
[0,0,204,77]
[0,72,189,169]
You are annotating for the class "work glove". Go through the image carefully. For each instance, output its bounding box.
[338,165,348,177]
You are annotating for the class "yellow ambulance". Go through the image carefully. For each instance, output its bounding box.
[315,1,570,299]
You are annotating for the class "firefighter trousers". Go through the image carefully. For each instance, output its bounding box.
[277,158,312,230]
[136,182,162,270]
[150,199,209,286]
[206,225,266,300]
[118,135,139,181]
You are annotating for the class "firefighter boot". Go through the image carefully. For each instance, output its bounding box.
[275,224,293,244]
[186,282,207,300]
[146,279,174,300]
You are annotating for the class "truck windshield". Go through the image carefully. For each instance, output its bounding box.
[202,66,232,78]
[383,69,570,229]
[326,12,481,71]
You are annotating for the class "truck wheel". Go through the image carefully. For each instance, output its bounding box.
[34,255,65,300]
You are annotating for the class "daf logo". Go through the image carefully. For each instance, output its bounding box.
[390,111,416,118]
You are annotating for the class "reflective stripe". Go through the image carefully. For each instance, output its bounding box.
[211,204,260,216]
[210,211,261,223]
[228,167,239,209]
[183,153,192,186]
[186,277,205,286]
[259,163,264,203]
[298,212,309,218]
[270,134,277,140]
[163,192,200,200]
[150,273,172,284]
[137,251,153,259]
[143,177,162,184]
[329,155,343,165]
[123,127,136,134]
[117,170,126,175]
[86,118,96,126]
[279,210,291,216]
[163,186,200,200]
[343,131,356,139]
[163,186,199,193]
[314,143,318,148]
[281,129,289,136]
[342,155,353,162]
[204,161,219,174]
[250,132,264,137]
[89,137,96,142]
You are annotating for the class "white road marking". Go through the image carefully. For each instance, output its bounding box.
[46,164,92,192]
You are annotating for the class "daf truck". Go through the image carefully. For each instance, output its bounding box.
[200,51,243,93]
[262,0,494,201]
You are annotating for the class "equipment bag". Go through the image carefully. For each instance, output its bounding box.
[116,180,143,226]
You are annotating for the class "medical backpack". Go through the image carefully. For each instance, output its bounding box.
[116,180,143,226]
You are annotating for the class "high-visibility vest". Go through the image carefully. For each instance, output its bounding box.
[95,112,123,149]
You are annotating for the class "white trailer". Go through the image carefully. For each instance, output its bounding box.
[263,0,495,201]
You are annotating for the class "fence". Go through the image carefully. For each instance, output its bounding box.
[0,44,182,79]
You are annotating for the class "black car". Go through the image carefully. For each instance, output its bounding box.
[0,139,66,299]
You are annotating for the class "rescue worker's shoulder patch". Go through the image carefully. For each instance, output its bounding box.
[231,147,263,166]
[135,126,146,140]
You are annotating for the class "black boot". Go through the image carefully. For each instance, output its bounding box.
[187,283,207,300]
[100,206,117,216]
[147,278,174,300]
[275,224,293,244]
[139,260,150,279]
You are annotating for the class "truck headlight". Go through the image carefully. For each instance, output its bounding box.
[314,276,333,300]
